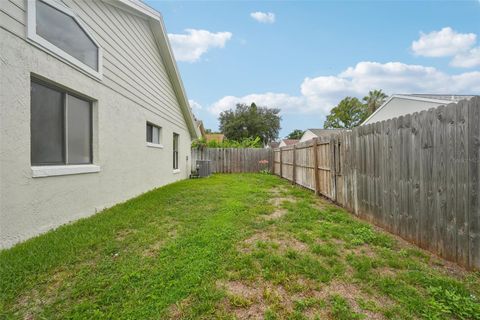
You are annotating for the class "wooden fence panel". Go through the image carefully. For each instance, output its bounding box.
[273,97,480,270]
[191,148,273,173]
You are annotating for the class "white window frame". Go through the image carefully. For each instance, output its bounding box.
[173,133,179,172]
[26,0,103,80]
[31,164,101,178]
[30,78,100,178]
[146,122,163,148]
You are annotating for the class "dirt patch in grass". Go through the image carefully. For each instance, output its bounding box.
[315,280,390,320]
[263,209,288,221]
[166,296,192,319]
[142,239,165,257]
[241,230,308,253]
[375,266,397,277]
[218,279,295,319]
[217,280,265,319]
[15,267,73,319]
[347,244,378,258]
[115,228,136,241]
[264,187,297,221]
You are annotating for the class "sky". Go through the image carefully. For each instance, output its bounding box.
[145,0,480,138]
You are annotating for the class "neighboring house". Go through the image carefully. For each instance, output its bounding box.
[266,141,280,149]
[205,133,225,143]
[0,0,199,248]
[299,129,343,143]
[362,94,476,125]
[196,120,206,138]
[278,139,299,148]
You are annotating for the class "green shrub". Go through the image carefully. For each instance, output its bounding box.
[191,136,263,148]
[423,286,480,320]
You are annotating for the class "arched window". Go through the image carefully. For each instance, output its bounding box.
[27,0,102,78]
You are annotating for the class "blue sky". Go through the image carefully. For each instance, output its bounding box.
[145,0,480,138]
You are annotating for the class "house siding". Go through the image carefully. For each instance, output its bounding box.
[363,97,443,125]
[299,131,317,143]
[0,0,193,248]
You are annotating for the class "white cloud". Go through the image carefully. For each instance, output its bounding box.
[189,99,203,110]
[250,11,275,24]
[450,47,480,68]
[210,93,304,115]
[207,61,480,116]
[168,29,232,62]
[411,27,476,57]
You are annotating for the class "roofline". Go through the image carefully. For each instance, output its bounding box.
[361,94,457,125]
[105,0,199,139]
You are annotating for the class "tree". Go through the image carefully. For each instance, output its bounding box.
[323,97,369,129]
[219,103,281,144]
[286,129,305,140]
[363,89,388,114]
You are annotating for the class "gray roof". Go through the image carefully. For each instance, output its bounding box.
[307,129,343,137]
[268,141,280,148]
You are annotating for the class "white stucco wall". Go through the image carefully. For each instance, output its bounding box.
[363,97,444,125]
[0,1,194,248]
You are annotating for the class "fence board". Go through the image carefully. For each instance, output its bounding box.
[468,97,480,268]
[456,101,469,267]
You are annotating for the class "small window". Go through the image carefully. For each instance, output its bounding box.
[31,79,92,166]
[173,133,179,170]
[27,0,102,77]
[146,123,161,145]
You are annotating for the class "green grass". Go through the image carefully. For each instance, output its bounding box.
[1,174,479,319]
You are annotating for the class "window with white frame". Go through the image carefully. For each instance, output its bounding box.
[27,0,101,77]
[173,133,179,170]
[31,79,93,166]
[146,123,162,145]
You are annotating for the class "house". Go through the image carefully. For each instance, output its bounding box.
[196,120,206,138]
[278,139,299,148]
[299,129,343,143]
[0,0,199,248]
[205,133,225,143]
[266,141,280,149]
[362,94,476,125]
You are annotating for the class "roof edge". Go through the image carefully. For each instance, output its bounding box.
[361,94,459,126]
[105,0,199,139]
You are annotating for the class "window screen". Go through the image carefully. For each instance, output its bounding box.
[31,80,92,166]
[146,123,161,144]
[31,82,64,165]
[36,0,98,70]
[173,133,179,169]
[67,95,92,164]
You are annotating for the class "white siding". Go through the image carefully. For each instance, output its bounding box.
[363,97,444,125]
[0,0,194,247]
[2,0,187,130]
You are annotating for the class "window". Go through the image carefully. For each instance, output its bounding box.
[173,133,179,170]
[31,79,92,166]
[146,123,162,145]
[27,0,102,77]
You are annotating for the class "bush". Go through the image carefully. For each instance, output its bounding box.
[191,136,262,149]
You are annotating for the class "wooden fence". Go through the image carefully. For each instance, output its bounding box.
[274,97,480,270]
[191,148,273,173]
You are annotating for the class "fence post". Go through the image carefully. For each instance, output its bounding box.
[279,148,283,178]
[313,138,320,195]
[292,144,297,185]
[330,136,337,201]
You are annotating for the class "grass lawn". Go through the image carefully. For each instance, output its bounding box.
[1,174,479,319]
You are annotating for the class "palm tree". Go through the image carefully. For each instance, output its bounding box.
[363,89,388,114]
